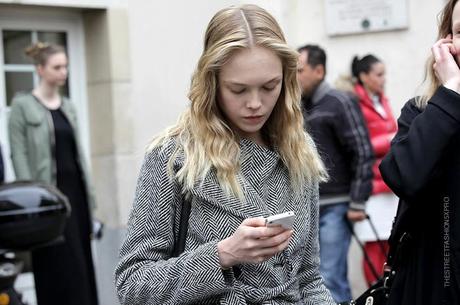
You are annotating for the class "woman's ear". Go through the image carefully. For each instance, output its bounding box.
[36,64,44,77]
[359,71,367,84]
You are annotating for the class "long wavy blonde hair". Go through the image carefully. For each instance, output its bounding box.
[417,0,458,109]
[150,4,327,199]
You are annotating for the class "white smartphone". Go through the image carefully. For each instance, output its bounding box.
[265,211,296,229]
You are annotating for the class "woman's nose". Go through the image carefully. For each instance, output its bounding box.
[246,92,262,109]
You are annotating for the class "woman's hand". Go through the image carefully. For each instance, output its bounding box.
[432,35,460,93]
[217,217,293,268]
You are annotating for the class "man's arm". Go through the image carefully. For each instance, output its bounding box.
[332,92,374,211]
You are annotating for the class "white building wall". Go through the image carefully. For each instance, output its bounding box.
[128,0,233,154]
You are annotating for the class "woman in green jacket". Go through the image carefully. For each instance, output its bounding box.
[8,42,98,305]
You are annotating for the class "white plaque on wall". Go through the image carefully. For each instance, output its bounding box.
[325,0,409,36]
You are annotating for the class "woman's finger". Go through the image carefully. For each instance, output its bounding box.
[257,230,293,248]
[254,237,292,257]
[432,43,442,62]
[257,225,288,237]
[447,43,458,56]
[439,43,452,61]
[242,217,267,227]
[432,38,454,61]
[435,37,453,46]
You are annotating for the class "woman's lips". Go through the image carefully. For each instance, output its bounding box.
[243,115,264,124]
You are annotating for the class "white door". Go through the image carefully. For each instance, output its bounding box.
[0,8,90,182]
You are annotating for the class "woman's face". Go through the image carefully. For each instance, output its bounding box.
[217,45,283,145]
[360,62,386,95]
[37,52,68,87]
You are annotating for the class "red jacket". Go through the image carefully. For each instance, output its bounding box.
[354,84,397,194]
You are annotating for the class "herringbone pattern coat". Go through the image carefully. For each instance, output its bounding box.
[115,138,335,305]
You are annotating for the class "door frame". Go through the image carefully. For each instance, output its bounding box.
[0,7,90,181]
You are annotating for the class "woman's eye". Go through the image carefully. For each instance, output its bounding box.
[231,88,245,94]
[263,86,276,91]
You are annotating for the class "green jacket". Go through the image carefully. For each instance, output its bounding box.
[8,93,96,209]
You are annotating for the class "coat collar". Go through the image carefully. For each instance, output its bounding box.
[301,80,330,113]
[311,80,331,105]
[186,138,286,220]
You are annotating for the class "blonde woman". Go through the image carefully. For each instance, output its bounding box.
[115,5,334,305]
[379,0,460,303]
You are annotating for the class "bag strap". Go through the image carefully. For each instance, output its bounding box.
[172,197,191,257]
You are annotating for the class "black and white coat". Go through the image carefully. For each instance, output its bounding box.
[115,138,335,305]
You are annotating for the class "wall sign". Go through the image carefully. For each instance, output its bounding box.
[325,0,409,36]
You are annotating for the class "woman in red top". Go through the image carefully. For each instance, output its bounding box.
[351,54,399,286]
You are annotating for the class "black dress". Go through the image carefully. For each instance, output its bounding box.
[31,108,98,305]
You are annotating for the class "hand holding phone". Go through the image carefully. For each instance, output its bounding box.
[265,211,295,230]
[217,216,293,268]
[432,35,460,93]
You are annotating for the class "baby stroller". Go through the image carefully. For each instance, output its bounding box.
[0,182,70,305]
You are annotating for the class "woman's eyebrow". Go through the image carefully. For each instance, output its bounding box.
[224,76,282,86]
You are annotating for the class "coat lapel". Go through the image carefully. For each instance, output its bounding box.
[188,138,282,220]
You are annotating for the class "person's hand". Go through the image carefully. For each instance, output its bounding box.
[347,209,367,222]
[217,217,293,268]
[432,35,460,93]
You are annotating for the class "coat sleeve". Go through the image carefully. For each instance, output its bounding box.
[115,142,232,305]
[8,101,32,180]
[299,183,335,305]
[332,94,374,209]
[379,86,460,201]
